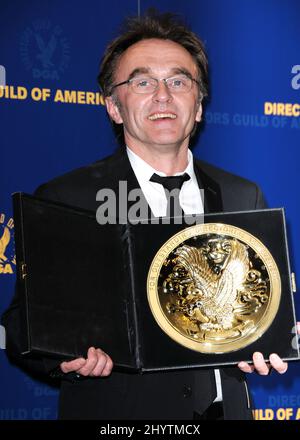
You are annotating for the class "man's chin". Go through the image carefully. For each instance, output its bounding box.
[147,139,184,148]
[145,132,186,146]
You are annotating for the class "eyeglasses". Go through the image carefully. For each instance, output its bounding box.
[111,74,200,94]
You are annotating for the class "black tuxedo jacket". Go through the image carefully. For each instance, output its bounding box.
[2,149,266,420]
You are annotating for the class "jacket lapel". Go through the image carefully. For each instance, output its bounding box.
[194,159,223,213]
[100,148,153,220]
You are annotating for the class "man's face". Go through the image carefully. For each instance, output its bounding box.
[105,39,202,152]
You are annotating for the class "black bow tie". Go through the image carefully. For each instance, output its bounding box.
[150,173,191,218]
[150,173,190,191]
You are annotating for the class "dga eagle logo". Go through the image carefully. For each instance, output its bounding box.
[0,213,15,275]
[20,19,70,80]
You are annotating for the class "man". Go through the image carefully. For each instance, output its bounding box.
[2,11,289,420]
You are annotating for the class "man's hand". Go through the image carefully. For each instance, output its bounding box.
[238,352,287,375]
[60,346,113,377]
[238,322,300,375]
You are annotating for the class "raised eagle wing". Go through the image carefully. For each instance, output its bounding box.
[175,245,216,294]
[0,227,10,261]
[214,239,249,307]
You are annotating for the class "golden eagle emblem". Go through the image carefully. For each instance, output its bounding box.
[147,223,281,353]
[0,226,10,262]
[162,238,268,335]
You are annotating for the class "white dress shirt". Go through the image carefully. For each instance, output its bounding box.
[127,147,203,217]
[126,146,222,403]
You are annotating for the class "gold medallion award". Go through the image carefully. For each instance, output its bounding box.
[147,223,281,354]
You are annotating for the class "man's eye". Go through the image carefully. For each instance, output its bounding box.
[172,76,189,87]
[136,79,150,87]
[173,79,183,87]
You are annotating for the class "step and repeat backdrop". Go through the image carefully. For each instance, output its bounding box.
[0,0,299,420]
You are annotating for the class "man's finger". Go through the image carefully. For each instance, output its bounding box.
[60,357,86,373]
[238,361,255,373]
[90,349,109,376]
[101,354,114,376]
[77,347,98,376]
[269,353,288,374]
[252,352,269,375]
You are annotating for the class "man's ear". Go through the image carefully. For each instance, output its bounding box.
[105,96,123,124]
[195,101,202,123]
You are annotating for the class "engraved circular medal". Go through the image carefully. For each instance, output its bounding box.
[147,223,281,353]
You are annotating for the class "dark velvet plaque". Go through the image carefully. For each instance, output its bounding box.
[12,192,299,371]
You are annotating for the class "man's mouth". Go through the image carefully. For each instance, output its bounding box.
[148,113,177,121]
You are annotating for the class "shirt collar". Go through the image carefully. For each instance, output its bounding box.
[126,146,196,182]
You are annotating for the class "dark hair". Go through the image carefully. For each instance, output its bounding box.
[98,10,208,99]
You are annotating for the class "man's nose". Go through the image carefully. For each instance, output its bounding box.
[152,80,173,103]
